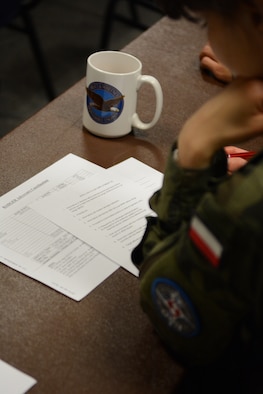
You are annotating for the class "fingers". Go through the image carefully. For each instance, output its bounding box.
[224,146,249,155]
[224,146,250,173]
[227,157,247,174]
[199,43,217,61]
[200,56,233,83]
[200,43,233,84]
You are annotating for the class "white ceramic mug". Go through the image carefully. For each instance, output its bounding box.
[83,51,163,138]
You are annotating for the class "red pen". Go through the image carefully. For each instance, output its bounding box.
[227,151,256,160]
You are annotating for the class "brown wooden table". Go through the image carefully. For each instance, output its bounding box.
[1,16,259,394]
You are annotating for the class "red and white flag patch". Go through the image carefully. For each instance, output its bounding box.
[189,216,222,267]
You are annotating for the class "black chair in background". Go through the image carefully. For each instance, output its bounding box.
[100,0,163,49]
[1,0,55,101]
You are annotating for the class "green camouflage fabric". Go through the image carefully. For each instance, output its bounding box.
[132,143,263,367]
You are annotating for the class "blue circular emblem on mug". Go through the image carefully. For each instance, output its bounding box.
[86,81,124,124]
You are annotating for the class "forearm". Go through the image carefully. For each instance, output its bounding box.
[177,78,263,170]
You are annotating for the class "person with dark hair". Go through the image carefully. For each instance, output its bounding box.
[132,1,263,392]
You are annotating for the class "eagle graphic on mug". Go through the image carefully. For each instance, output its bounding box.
[86,87,124,113]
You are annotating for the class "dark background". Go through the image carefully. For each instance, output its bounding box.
[0,0,161,137]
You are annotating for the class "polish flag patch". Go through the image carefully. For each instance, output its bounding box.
[189,216,223,267]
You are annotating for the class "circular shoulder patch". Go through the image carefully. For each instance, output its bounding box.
[86,81,124,124]
[151,278,200,337]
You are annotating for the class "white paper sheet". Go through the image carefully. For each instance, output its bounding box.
[31,158,163,276]
[111,157,163,191]
[0,154,119,301]
[0,360,36,394]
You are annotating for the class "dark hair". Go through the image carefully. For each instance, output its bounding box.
[156,0,252,21]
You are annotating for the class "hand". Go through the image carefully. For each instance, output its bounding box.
[178,78,263,169]
[200,43,233,84]
[224,146,249,174]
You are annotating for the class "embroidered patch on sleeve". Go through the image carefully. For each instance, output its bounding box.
[151,278,200,337]
[189,215,223,267]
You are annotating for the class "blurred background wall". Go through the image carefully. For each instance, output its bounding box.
[0,0,162,137]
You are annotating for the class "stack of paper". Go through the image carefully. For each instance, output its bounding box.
[0,154,163,301]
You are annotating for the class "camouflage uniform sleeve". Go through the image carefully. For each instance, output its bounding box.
[132,144,263,366]
[132,142,227,263]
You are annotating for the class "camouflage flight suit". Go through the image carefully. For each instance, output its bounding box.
[132,143,263,367]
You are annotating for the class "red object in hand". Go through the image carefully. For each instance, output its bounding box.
[227,151,256,160]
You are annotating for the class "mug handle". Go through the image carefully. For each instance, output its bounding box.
[132,75,163,130]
